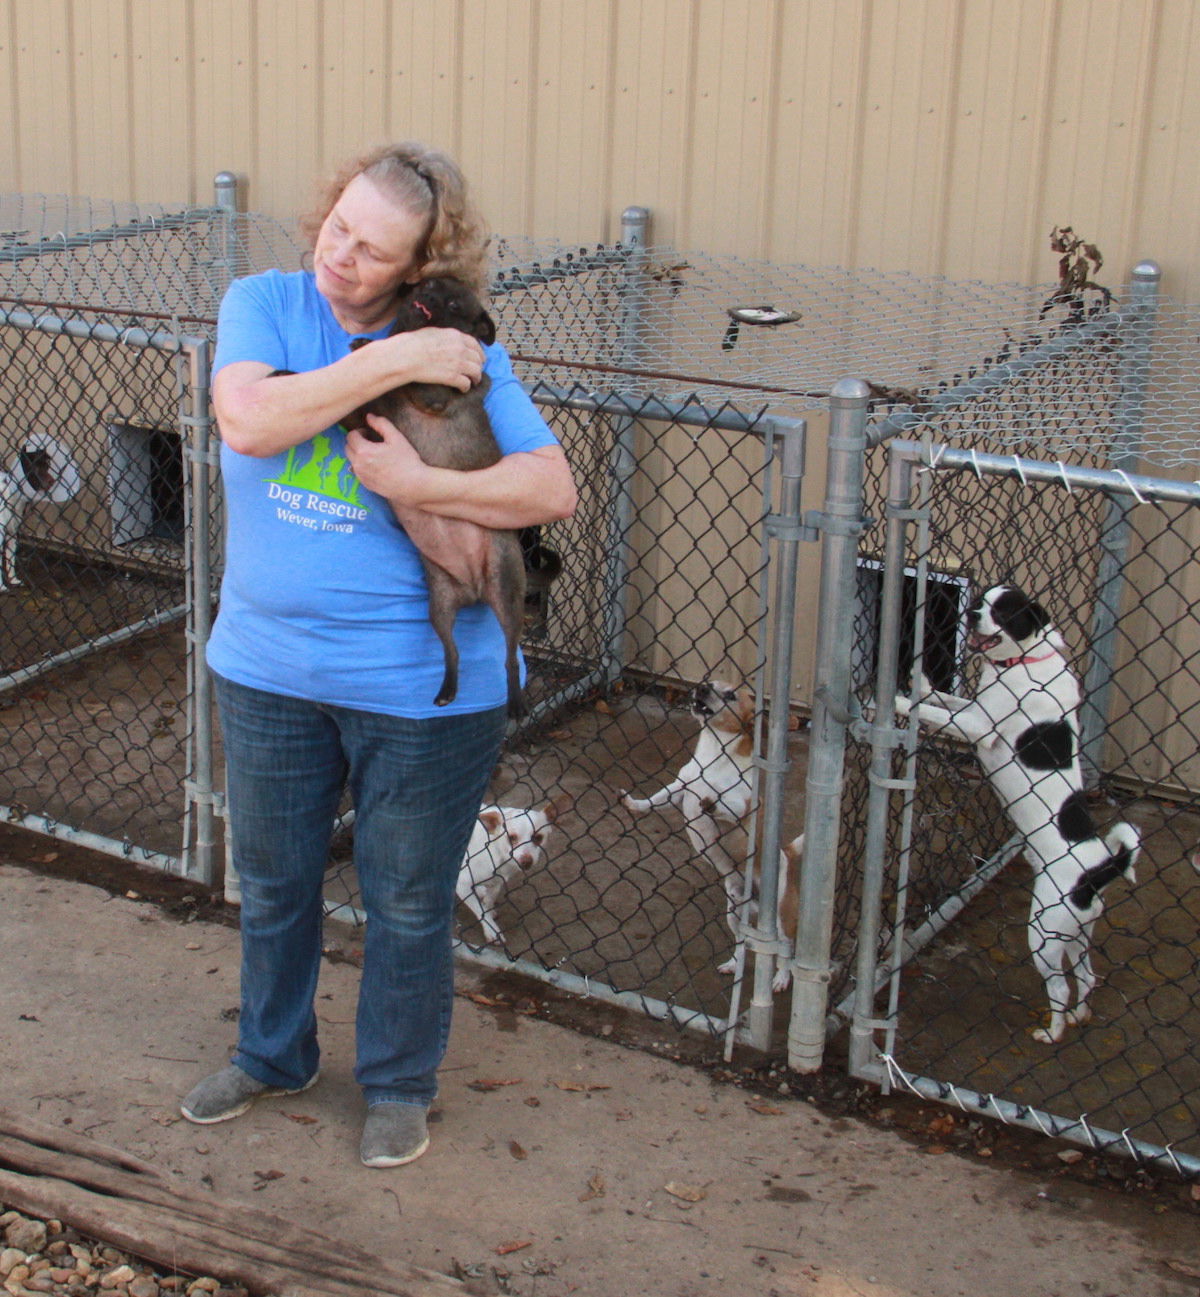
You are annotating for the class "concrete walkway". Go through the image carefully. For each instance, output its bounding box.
[1,862,1197,1297]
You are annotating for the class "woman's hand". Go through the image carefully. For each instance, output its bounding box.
[345,419,577,530]
[377,327,484,393]
[344,415,438,504]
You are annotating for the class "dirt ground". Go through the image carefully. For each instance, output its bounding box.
[2,826,1200,1297]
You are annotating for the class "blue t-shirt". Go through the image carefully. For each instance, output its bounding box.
[206,269,558,718]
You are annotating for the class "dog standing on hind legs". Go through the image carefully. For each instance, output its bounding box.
[891,584,1139,1043]
[620,680,802,992]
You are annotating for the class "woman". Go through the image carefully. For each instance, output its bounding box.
[179,144,576,1169]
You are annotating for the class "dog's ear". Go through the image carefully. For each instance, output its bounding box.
[544,792,573,822]
[995,587,1051,643]
[478,809,504,835]
[473,308,497,345]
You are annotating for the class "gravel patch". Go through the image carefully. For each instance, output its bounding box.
[0,1207,247,1297]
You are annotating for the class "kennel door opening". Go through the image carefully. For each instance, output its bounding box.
[852,559,970,696]
[108,422,185,546]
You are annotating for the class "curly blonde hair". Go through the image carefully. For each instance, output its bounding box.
[298,143,491,295]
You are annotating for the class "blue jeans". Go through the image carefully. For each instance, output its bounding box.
[213,673,506,1108]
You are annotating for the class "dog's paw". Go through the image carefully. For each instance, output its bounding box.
[771,964,793,993]
[1064,1005,1092,1029]
[716,956,736,976]
[620,791,648,815]
[1031,1023,1064,1045]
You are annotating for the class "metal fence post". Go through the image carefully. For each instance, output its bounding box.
[180,338,219,885]
[743,416,807,1049]
[787,379,870,1072]
[1079,260,1160,781]
[600,206,652,686]
[212,170,239,295]
[848,445,920,1079]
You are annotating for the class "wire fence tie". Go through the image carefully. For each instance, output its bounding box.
[1057,460,1076,495]
[1115,469,1147,504]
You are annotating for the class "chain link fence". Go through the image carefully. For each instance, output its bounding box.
[3,191,1200,1175]
[819,277,1200,1177]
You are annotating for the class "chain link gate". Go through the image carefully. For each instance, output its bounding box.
[320,384,810,1049]
[817,268,1200,1177]
[0,305,218,878]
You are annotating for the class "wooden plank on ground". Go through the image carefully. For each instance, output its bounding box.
[0,1109,462,1297]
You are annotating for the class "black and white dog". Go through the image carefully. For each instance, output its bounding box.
[894,585,1138,1043]
[0,444,58,591]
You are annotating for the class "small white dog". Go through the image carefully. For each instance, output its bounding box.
[893,584,1138,1043]
[456,796,569,946]
[621,679,801,990]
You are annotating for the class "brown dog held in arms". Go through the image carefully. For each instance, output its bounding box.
[346,276,527,717]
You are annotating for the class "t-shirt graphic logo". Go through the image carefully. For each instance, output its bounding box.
[269,434,367,508]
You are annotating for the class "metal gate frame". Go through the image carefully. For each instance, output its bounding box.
[0,306,219,882]
[324,389,811,1052]
[847,440,1200,1178]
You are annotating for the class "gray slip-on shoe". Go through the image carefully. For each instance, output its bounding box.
[360,1102,430,1168]
[180,1063,318,1125]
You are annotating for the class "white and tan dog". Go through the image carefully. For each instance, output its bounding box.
[457,796,569,946]
[893,584,1138,1043]
[621,680,801,990]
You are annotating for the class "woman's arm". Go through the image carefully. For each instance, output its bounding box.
[346,420,577,528]
[213,328,485,458]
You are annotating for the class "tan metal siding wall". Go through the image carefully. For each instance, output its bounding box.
[2,0,1200,295]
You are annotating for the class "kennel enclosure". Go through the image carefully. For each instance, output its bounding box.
[2,185,1199,1177]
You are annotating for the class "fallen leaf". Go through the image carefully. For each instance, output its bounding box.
[746,1100,783,1116]
[509,1140,527,1161]
[579,1173,606,1202]
[664,1181,708,1203]
[1056,1149,1085,1165]
[594,699,612,714]
[467,1078,523,1092]
[254,1169,285,1182]
[38,852,59,863]
[495,1240,533,1256]
[554,1080,611,1093]
[928,1114,956,1137]
[185,942,202,951]
[524,1096,541,1108]
[125,890,141,900]
[282,1112,318,1125]
[467,993,500,1007]
[1167,1260,1200,1279]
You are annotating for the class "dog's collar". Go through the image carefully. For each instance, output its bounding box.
[995,651,1057,669]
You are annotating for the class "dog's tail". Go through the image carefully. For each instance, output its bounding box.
[1069,822,1139,909]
